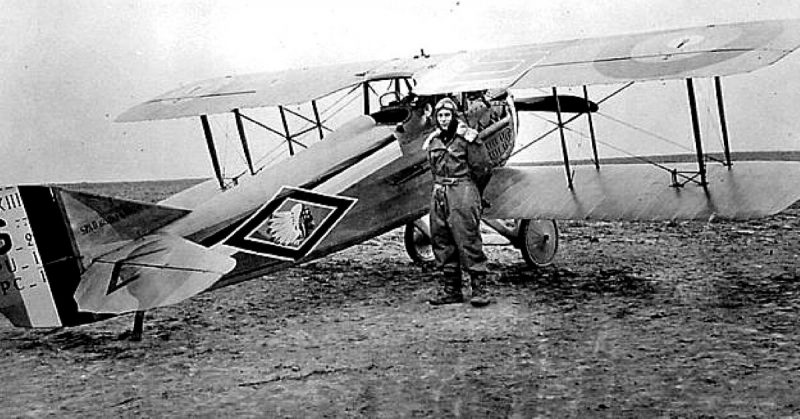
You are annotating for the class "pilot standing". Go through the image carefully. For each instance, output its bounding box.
[424,97,494,307]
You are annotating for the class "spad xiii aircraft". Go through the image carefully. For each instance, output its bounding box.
[2,19,800,331]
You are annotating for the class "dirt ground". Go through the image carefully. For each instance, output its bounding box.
[1,182,798,417]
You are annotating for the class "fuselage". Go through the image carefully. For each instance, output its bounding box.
[161,93,517,289]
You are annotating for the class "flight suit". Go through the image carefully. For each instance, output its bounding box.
[425,121,494,306]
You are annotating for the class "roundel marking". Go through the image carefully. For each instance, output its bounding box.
[594,21,784,79]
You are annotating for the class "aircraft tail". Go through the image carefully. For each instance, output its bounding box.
[73,233,235,314]
[0,185,217,328]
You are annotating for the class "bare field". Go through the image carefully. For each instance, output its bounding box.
[1,180,799,417]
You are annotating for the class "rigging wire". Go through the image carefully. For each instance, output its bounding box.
[253,140,292,169]
[510,82,636,158]
[595,111,725,165]
[550,115,704,184]
[194,83,366,180]
[212,113,257,181]
[320,89,362,124]
[316,85,361,124]
[366,83,380,97]
[242,85,364,171]
[220,116,248,170]
[704,81,728,157]
[328,84,362,111]
[595,112,692,153]
[512,79,725,169]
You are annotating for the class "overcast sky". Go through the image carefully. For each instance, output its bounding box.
[2,0,800,184]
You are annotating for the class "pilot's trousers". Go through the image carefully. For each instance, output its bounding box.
[430,180,489,276]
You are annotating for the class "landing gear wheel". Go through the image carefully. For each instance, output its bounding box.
[518,219,558,268]
[404,219,435,267]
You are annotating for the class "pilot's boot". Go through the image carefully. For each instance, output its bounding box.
[469,272,494,307]
[428,271,464,305]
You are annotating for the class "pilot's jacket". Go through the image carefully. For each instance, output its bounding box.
[424,120,493,275]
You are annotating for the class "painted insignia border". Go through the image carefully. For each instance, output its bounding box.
[222,187,357,261]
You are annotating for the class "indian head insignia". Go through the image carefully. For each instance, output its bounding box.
[222,187,357,261]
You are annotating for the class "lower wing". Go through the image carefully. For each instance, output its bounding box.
[484,160,800,220]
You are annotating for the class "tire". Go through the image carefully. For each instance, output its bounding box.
[404,218,435,266]
[518,219,559,268]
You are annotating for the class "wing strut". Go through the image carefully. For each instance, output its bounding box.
[363,82,371,114]
[714,76,733,168]
[233,109,256,176]
[311,100,325,140]
[552,87,574,190]
[200,115,225,189]
[236,111,309,151]
[583,85,600,171]
[685,78,708,187]
[278,106,296,156]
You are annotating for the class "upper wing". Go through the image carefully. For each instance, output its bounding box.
[119,19,800,122]
[414,19,800,94]
[117,56,449,122]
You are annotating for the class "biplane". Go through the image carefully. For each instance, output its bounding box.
[2,19,800,332]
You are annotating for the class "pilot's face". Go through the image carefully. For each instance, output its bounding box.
[436,109,453,130]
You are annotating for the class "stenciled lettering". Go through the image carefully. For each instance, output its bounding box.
[0,218,12,256]
[78,206,138,236]
[0,192,22,213]
[4,256,17,273]
[486,127,513,162]
[0,278,25,296]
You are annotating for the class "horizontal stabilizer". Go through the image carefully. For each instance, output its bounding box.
[484,160,800,221]
[74,234,236,314]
